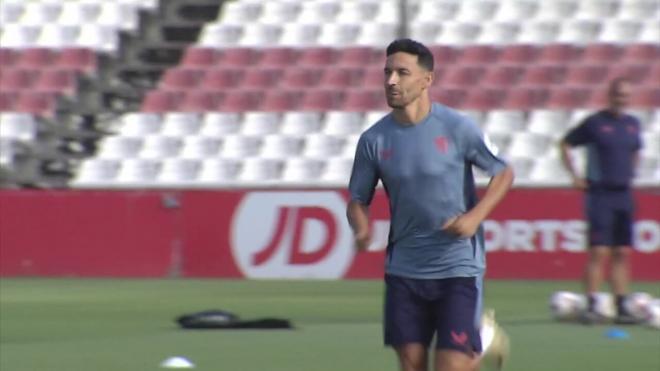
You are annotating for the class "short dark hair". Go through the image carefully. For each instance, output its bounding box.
[386,39,434,72]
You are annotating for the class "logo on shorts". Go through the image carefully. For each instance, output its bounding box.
[451,331,468,347]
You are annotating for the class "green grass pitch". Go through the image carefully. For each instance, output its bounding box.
[1,279,658,371]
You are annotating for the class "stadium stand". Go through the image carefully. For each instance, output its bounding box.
[0,0,658,188]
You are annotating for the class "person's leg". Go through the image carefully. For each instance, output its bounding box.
[584,246,610,311]
[396,344,429,371]
[611,207,636,323]
[433,277,481,371]
[584,191,613,318]
[384,275,434,371]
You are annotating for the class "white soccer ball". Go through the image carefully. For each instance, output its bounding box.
[643,299,660,330]
[549,291,586,320]
[623,292,654,320]
[592,292,616,319]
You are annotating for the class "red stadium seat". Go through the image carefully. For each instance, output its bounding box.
[15,92,57,117]
[242,68,282,88]
[581,44,624,64]
[217,90,263,112]
[441,66,486,87]
[429,45,459,64]
[179,91,223,112]
[34,69,77,95]
[498,45,540,64]
[200,68,244,90]
[218,48,261,66]
[159,68,203,90]
[622,44,660,63]
[141,91,183,112]
[461,88,507,110]
[430,88,468,108]
[522,65,567,85]
[565,65,610,86]
[0,69,37,91]
[319,67,364,88]
[342,89,384,111]
[300,89,344,111]
[180,47,219,67]
[260,90,302,111]
[537,44,581,63]
[631,87,660,108]
[458,45,500,65]
[546,87,592,108]
[17,48,56,68]
[0,49,18,67]
[501,87,549,109]
[482,65,525,87]
[607,64,651,83]
[279,68,322,88]
[56,48,97,74]
[0,92,16,111]
[650,65,660,85]
[259,47,300,67]
[337,47,378,66]
[298,47,338,66]
[362,67,387,88]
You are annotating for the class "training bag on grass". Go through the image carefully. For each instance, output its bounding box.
[176,309,293,330]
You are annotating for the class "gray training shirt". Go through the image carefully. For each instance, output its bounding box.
[349,103,508,279]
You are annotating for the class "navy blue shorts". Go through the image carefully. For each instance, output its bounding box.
[586,189,634,247]
[384,274,482,355]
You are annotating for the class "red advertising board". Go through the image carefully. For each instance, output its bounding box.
[1,189,658,280]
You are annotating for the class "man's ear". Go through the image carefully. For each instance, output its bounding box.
[425,71,433,88]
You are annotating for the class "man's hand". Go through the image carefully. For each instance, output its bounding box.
[442,213,480,238]
[571,177,588,190]
[354,230,371,251]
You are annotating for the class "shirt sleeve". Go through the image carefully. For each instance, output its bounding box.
[462,118,508,176]
[348,135,379,206]
[563,119,592,146]
[633,118,643,151]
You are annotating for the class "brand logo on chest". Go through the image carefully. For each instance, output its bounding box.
[435,136,449,153]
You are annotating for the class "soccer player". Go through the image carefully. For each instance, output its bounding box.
[347,39,514,371]
[559,77,643,325]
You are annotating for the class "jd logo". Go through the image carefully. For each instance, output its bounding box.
[231,192,354,279]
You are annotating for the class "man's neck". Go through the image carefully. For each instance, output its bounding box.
[392,97,432,125]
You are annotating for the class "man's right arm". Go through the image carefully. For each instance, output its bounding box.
[559,139,587,190]
[346,135,379,251]
[347,201,371,251]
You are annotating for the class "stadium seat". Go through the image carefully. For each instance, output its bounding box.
[357,23,398,47]
[241,112,281,135]
[441,66,486,86]
[317,23,362,46]
[259,1,300,24]
[557,20,602,44]
[455,0,499,22]
[300,89,344,111]
[15,92,57,117]
[0,25,40,49]
[17,48,56,68]
[632,88,660,108]
[501,87,549,109]
[115,158,160,186]
[342,89,384,111]
[575,0,619,19]
[320,67,365,88]
[216,90,263,112]
[240,158,283,182]
[0,112,36,142]
[529,156,571,184]
[219,47,260,66]
[160,69,203,91]
[73,159,120,187]
[97,3,139,31]
[507,132,551,158]
[482,65,525,87]
[607,64,650,83]
[581,44,624,63]
[436,21,482,45]
[547,87,592,109]
[280,111,324,136]
[498,44,540,64]
[239,23,282,47]
[527,109,571,139]
[485,110,527,133]
[260,134,304,159]
[117,113,161,137]
[410,23,442,44]
[199,24,243,47]
[97,136,142,159]
[298,47,338,66]
[281,157,324,183]
[414,1,459,22]
[142,91,183,113]
[221,134,261,158]
[279,68,322,89]
[20,2,61,26]
[323,111,365,136]
[199,113,241,136]
[535,0,578,20]
[138,135,182,159]
[180,47,218,68]
[0,2,24,24]
[296,1,340,23]
[242,68,282,89]
[618,0,659,20]
[260,90,301,112]
[0,69,36,91]
[199,68,243,90]
[522,65,567,86]
[279,23,320,47]
[538,44,582,63]
[321,157,353,183]
[258,48,300,67]
[462,89,506,110]
[517,21,560,44]
[622,44,660,62]
[599,20,643,43]
[477,22,520,45]
[197,158,241,184]
[37,24,79,48]
[218,0,262,23]
[77,25,119,53]
[57,48,97,74]
[494,0,538,21]
[34,69,77,96]
[160,113,201,137]
[565,65,610,86]
[458,45,501,64]
[179,91,223,112]
[157,158,201,185]
[58,2,101,26]
[431,88,468,108]
[179,136,221,159]
[638,20,660,43]
[303,133,344,158]
[336,1,380,23]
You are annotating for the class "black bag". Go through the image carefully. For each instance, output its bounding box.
[176,310,293,330]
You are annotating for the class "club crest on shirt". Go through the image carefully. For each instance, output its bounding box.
[380,148,393,160]
[435,136,448,153]
[600,125,614,133]
[626,125,637,133]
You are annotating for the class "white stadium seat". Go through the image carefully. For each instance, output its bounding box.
[323,111,365,136]
[157,158,201,185]
[303,134,345,158]
[97,136,142,159]
[241,112,281,136]
[239,158,283,182]
[281,157,324,183]
[138,135,182,159]
[200,113,242,137]
[221,134,261,158]
[260,134,304,159]
[72,159,121,187]
[280,111,323,136]
[198,158,241,184]
[115,158,160,186]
